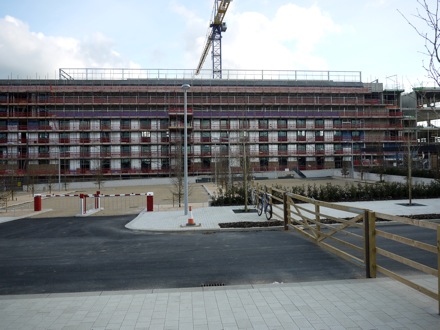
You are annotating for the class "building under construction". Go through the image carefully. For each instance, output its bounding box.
[0,68,410,184]
[402,87,440,171]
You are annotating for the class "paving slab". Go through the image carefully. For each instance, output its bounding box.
[0,277,438,330]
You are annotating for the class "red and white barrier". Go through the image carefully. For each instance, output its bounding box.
[34,191,154,216]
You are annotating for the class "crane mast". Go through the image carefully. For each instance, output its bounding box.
[195,0,232,79]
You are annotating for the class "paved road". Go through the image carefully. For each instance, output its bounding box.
[0,215,366,295]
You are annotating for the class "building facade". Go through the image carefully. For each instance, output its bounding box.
[402,87,440,171]
[0,69,406,184]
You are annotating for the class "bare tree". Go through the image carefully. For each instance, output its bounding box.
[169,134,192,207]
[94,164,105,190]
[399,1,440,86]
[341,162,350,178]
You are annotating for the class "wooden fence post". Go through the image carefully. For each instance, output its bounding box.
[364,210,377,278]
[315,203,321,240]
[437,225,440,314]
[283,192,288,230]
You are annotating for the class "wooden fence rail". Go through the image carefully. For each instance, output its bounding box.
[254,183,440,314]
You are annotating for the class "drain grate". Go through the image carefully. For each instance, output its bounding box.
[201,282,225,287]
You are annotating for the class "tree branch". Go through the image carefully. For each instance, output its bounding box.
[398,0,440,86]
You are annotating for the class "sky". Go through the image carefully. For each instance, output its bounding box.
[0,0,437,91]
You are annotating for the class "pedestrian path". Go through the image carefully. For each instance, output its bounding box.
[1,277,439,329]
[125,198,440,232]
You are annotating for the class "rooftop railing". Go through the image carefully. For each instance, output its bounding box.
[59,68,362,83]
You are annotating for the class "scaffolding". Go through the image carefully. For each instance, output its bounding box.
[0,71,414,182]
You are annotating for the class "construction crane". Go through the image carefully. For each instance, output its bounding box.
[195,0,232,79]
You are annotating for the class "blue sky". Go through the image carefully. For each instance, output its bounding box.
[0,0,436,91]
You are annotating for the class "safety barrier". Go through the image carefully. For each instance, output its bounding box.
[255,183,440,314]
[34,192,154,216]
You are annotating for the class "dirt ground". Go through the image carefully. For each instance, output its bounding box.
[1,177,357,218]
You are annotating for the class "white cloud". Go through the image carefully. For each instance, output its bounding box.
[184,3,342,72]
[0,15,139,79]
[170,2,209,68]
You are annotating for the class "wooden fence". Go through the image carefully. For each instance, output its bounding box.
[254,184,440,314]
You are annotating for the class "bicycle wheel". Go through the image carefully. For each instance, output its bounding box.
[265,204,272,220]
[250,189,257,207]
[257,199,263,216]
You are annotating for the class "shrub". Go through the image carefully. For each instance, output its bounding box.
[210,180,440,206]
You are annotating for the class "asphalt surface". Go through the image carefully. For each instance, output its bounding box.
[0,215,366,295]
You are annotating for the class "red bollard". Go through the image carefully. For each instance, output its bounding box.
[147,192,154,212]
[95,191,100,209]
[80,194,87,215]
[34,194,42,212]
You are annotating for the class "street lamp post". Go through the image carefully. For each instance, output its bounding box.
[181,84,191,216]
[58,152,61,191]
[228,133,232,188]
[351,140,355,179]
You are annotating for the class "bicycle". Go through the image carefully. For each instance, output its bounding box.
[256,191,272,220]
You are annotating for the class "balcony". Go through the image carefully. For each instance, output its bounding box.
[60,138,70,143]
[385,136,400,141]
[121,137,130,143]
[297,136,306,142]
[141,137,151,143]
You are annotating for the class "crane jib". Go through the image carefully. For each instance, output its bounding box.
[195,0,233,77]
